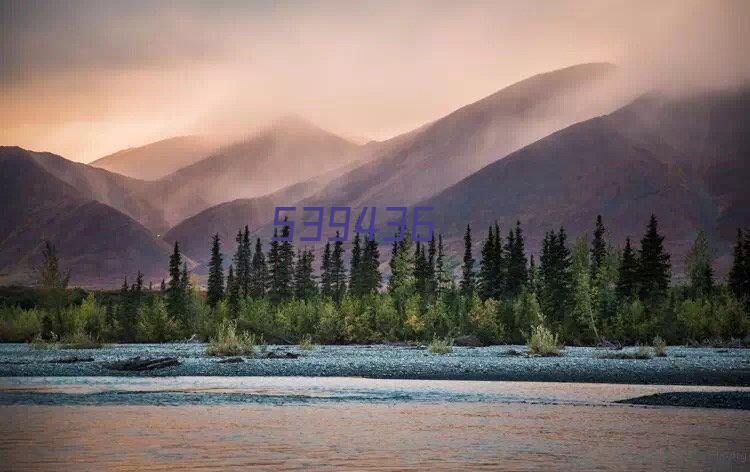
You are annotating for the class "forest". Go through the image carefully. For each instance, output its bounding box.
[1,214,748,348]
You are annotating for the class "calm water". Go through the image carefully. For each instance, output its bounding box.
[1,377,749,470]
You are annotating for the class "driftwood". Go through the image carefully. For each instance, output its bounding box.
[264,350,300,359]
[108,356,179,371]
[596,340,623,350]
[50,356,94,363]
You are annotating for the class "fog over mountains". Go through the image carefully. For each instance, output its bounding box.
[1,63,748,287]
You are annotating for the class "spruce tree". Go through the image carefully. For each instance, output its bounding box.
[349,233,363,296]
[269,223,295,303]
[414,240,429,298]
[590,215,607,279]
[207,233,225,307]
[616,237,638,300]
[492,222,505,299]
[506,221,528,297]
[167,241,185,319]
[728,229,747,298]
[361,236,382,294]
[426,234,437,298]
[435,234,451,294]
[539,228,572,330]
[461,224,475,296]
[479,225,496,300]
[330,233,346,302]
[294,249,317,299]
[226,264,239,311]
[685,230,714,297]
[636,214,671,303]
[321,241,332,298]
[249,238,267,298]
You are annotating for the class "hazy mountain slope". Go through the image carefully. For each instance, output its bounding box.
[2,147,168,233]
[0,149,173,287]
[302,63,621,209]
[422,88,750,275]
[145,116,363,226]
[90,136,218,180]
[164,159,364,267]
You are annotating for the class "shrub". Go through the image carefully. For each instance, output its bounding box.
[527,324,562,356]
[28,332,57,350]
[206,319,255,357]
[136,298,180,343]
[299,334,314,350]
[652,335,667,356]
[0,306,43,342]
[468,295,504,345]
[60,331,104,349]
[428,337,453,354]
[600,345,654,359]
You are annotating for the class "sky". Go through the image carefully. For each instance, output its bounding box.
[1,0,748,162]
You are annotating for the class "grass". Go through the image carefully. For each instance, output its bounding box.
[527,325,562,356]
[206,320,256,357]
[652,336,667,357]
[28,333,57,350]
[428,337,454,354]
[60,331,105,349]
[298,334,314,351]
[600,345,654,360]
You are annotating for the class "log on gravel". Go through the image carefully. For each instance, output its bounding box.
[108,356,180,371]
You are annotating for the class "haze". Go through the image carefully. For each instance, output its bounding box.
[1,0,748,163]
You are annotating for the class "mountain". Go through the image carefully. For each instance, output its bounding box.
[301,63,621,209]
[164,159,365,267]
[421,87,750,275]
[90,136,218,181]
[0,147,173,287]
[3,147,167,233]
[144,116,363,226]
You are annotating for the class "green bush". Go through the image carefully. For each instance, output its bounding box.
[428,337,453,354]
[299,334,314,350]
[0,306,43,342]
[468,295,504,345]
[527,324,562,356]
[60,331,104,349]
[136,297,180,343]
[652,335,667,356]
[206,319,256,356]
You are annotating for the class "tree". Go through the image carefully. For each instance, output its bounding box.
[461,224,475,296]
[478,225,497,300]
[321,242,333,298]
[349,233,363,296]
[206,233,225,307]
[685,230,714,297]
[249,238,267,298]
[226,264,239,311]
[728,229,748,299]
[616,237,638,301]
[167,241,186,319]
[233,227,252,297]
[361,236,382,294]
[539,228,573,332]
[330,233,347,302]
[636,214,671,303]
[506,221,528,297]
[435,234,452,293]
[269,223,295,303]
[37,240,70,290]
[590,215,607,278]
[293,249,317,299]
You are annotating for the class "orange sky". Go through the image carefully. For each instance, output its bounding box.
[1,0,748,162]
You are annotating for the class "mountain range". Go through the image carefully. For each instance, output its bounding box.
[1,63,747,287]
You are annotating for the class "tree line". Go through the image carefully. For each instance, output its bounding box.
[1,215,748,345]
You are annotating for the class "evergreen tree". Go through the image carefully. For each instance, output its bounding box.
[539,228,573,331]
[206,233,225,307]
[528,254,538,293]
[492,222,505,299]
[461,224,475,296]
[414,240,429,298]
[249,238,267,298]
[478,225,496,300]
[728,229,747,298]
[426,234,437,298]
[349,233,363,296]
[269,223,295,303]
[616,237,638,300]
[233,227,252,297]
[160,279,166,292]
[293,249,317,299]
[226,264,239,311]
[435,234,451,293]
[636,214,671,303]
[166,242,185,319]
[361,236,382,294]
[506,221,528,297]
[685,230,714,297]
[330,233,346,302]
[321,242,333,298]
[590,215,607,278]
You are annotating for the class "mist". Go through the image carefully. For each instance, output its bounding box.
[1,0,747,162]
